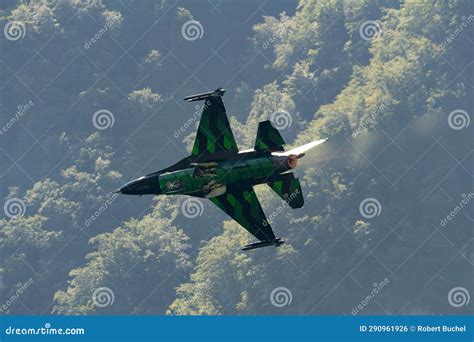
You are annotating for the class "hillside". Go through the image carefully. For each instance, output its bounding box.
[0,0,472,315]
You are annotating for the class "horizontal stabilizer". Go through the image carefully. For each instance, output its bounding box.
[242,238,284,251]
[272,138,327,157]
[183,87,226,102]
[268,173,304,209]
[254,120,285,151]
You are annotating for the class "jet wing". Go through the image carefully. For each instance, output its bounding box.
[209,186,276,243]
[191,96,239,156]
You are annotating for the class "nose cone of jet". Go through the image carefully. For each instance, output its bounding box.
[115,175,162,195]
[115,179,141,194]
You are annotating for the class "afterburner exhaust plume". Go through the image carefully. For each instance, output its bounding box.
[298,111,445,169]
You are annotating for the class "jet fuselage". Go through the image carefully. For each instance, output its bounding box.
[118,152,297,198]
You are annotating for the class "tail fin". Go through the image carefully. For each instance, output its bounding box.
[254,120,285,151]
[268,173,304,209]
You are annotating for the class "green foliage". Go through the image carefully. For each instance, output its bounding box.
[128,88,162,111]
[54,198,191,315]
[168,221,256,315]
[0,215,63,313]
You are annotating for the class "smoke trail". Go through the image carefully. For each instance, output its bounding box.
[298,111,445,169]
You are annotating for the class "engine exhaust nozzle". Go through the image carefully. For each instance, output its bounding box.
[288,155,298,169]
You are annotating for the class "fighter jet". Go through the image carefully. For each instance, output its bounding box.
[116,88,326,250]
